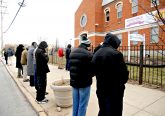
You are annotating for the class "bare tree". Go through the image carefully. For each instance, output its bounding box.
[137,0,165,45]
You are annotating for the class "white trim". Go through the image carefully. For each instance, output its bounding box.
[74,22,162,40]
[102,0,114,6]
[115,1,123,9]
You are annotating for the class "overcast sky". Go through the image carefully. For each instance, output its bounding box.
[2,0,82,47]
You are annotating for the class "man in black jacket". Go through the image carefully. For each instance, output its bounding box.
[69,35,94,116]
[92,33,129,116]
[35,41,50,104]
[65,44,71,71]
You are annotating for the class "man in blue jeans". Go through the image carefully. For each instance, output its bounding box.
[69,35,94,116]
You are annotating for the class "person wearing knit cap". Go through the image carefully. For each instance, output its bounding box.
[15,44,24,78]
[69,35,94,116]
[92,33,129,116]
[35,41,50,104]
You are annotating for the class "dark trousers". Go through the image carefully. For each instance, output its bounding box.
[36,74,47,101]
[5,57,8,64]
[34,64,38,90]
[97,94,123,116]
[65,59,70,71]
[30,76,35,86]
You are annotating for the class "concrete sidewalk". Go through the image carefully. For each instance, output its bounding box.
[1,57,165,116]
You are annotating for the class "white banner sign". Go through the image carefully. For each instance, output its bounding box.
[125,9,165,28]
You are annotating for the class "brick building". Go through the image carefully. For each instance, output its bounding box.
[74,0,165,48]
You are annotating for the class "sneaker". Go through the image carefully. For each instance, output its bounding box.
[23,79,29,82]
[45,92,48,95]
[36,98,48,104]
[17,75,23,78]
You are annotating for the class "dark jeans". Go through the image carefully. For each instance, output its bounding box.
[30,76,35,86]
[34,64,38,90]
[97,94,123,116]
[65,59,70,71]
[36,74,47,101]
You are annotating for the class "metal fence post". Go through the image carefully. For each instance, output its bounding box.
[139,43,143,85]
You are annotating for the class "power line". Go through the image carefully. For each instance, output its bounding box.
[3,0,25,33]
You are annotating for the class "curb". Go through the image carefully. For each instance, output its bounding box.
[0,58,48,116]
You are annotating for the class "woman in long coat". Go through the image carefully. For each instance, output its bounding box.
[15,44,24,78]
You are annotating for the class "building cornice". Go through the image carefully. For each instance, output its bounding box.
[74,22,162,40]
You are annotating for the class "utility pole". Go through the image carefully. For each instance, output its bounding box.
[0,0,7,55]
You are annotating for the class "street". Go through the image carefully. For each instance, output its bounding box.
[0,61,37,116]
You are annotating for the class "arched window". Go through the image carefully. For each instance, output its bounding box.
[104,8,110,22]
[132,0,138,14]
[131,31,138,45]
[116,2,123,18]
[150,26,159,43]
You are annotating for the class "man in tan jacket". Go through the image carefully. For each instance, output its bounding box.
[21,47,29,82]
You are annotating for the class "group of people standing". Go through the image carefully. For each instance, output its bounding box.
[5,32,128,116]
[15,41,50,104]
[4,48,14,65]
[69,33,129,116]
[56,44,72,70]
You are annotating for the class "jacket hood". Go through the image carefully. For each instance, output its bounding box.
[103,33,121,49]
[38,41,48,49]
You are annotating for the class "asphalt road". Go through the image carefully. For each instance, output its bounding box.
[0,61,37,116]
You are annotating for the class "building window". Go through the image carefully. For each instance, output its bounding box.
[132,0,138,14]
[116,2,123,18]
[150,27,159,43]
[151,0,159,7]
[80,14,87,27]
[116,34,122,46]
[131,31,138,45]
[104,8,110,22]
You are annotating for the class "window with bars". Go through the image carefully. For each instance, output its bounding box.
[132,0,138,14]
[150,27,159,43]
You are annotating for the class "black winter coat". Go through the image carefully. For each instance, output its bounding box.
[35,42,50,76]
[92,33,129,96]
[65,48,71,59]
[69,44,94,88]
[15,44,24,68]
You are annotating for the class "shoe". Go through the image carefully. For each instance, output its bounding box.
[23,79,29,82]
[17,75,23,78]
[36,98,48,104]
[45,92,48,95]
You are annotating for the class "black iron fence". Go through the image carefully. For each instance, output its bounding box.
[49,45,165,89]
[118,45,165,89]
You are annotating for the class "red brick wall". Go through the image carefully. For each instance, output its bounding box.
[75,0,165,47]
[75,0,96,37]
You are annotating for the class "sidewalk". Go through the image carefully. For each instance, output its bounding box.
[1,57,165,116]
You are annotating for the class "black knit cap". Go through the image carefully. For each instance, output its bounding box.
[38,41,48,49]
